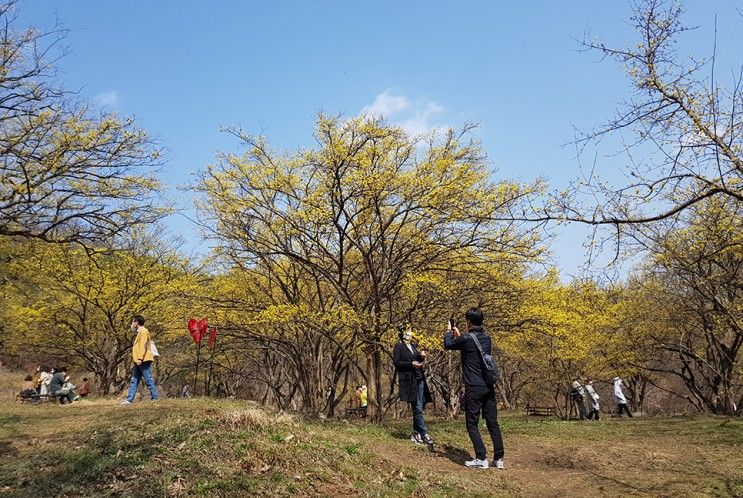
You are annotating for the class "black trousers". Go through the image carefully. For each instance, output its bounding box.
[618,403,633,417]
[464,385,505,461]
[587,408,600,420]
[573,398,588,419]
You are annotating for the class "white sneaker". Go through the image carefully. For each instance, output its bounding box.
[119,399,132,405]
[493,458,505,470]
[464,458,489,469]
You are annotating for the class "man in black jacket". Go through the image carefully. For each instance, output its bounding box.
[443,308,504,469]
[393,327,434,447]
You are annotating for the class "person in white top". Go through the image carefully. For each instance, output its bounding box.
[585,379,600,420]
[613,377,633,418]
[38,366,52,396]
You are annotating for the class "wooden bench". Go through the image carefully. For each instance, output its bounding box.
[16,393,67,404]
[526,405,556,417]
[345,406,368,419]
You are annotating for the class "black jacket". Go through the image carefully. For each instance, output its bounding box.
[393,341,433,404]
[443,326,492,387]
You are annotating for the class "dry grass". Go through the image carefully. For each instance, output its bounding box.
[0,399,741,497]
[0,368,24,402]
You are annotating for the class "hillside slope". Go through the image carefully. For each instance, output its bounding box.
[0,399,741,497]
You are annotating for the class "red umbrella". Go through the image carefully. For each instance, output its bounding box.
[188,317,209,395]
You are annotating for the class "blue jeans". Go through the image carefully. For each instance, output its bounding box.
[126,361,158,402]
[410,379,428,436]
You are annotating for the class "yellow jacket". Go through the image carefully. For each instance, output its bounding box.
[132,326,155,363]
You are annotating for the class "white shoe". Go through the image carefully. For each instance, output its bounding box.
[464,458,489,469]
[493,458,505,470]
[119,399,132,405]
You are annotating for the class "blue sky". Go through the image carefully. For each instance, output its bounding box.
[17,1,743,277]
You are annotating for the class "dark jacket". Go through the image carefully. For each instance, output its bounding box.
[443,326,492,387]
[49,372,65,393]
[393,341,433,404]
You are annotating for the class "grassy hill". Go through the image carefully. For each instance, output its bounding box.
[0,399,741,497]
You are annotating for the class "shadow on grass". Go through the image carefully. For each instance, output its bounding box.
[438,444,471,466]
[0,440,17,457]
[387,427,412,441]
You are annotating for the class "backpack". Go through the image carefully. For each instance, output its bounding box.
[469,333,500,385]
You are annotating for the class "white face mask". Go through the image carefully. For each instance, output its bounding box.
[131,323,138,332]
[403,331,412,343]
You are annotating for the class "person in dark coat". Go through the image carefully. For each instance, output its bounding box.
[443,308,505,469]
[570,380,588,420]
[393,327,434,447]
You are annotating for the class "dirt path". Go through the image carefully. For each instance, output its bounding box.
[356,418,743,497]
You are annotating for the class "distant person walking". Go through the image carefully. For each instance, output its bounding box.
[121,315,158,405]
[585,379,600,420]
[357,385,368,409]
[443,308,505,470]
[393,327,434,448]
[613,377,633,418]
[569,380,588,420]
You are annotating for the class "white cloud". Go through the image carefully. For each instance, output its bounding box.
[95,90,119,108]
[360,90,410,118]
[360,90,445,136]
[399,101,444,136]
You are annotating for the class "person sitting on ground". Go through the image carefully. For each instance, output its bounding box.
[49,366,79,404]
[20,375,36,398]
[33,367,41,394]
[569,380,588,420]
[38,366,52,396]
[613,377,633,418]
[585,379,600,420]
[77,377,91,397]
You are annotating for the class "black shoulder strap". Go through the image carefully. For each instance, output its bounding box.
[469,333,487,360]
[469,333,493,384]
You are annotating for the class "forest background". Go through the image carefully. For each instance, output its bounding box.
[1,0,742,420]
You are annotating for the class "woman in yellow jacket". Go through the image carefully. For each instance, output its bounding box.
[120,315,159,404]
